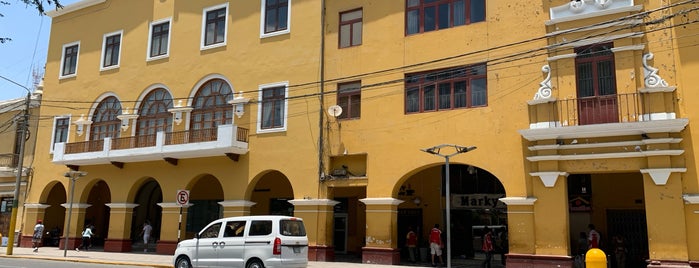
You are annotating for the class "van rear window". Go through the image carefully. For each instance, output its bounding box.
[281,220,306,236]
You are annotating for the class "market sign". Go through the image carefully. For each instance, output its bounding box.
[451,194,506,209]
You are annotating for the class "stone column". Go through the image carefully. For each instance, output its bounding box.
[531,172,570,256]
[59,203,91,250]
[359,198,402,265]
[156,202,190,254]
[20,203,50,247]
[218,200,255,217]
[288,199,339,262]
[103,203,138,252]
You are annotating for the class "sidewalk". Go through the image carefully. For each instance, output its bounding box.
[0,246,503,268]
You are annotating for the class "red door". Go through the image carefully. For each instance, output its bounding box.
[575,44,618,125]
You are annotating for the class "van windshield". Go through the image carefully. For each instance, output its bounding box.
[281,220,306,236]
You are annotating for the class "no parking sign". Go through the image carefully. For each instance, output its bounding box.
[176,190,190,206]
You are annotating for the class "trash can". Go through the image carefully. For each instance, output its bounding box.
[420,247,429,262]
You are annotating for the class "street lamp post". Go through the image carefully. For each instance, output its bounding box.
[63,170,87,257]
[421,144,476,268]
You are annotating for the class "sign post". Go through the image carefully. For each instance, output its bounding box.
[176,190,190,242]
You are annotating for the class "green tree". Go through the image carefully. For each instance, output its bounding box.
[1,0,63,44]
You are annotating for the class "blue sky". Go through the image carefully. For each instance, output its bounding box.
[0,0,80,101]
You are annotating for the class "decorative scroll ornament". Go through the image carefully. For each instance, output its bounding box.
[643,53,669,88]
[534,65,553,100]
[569,0,586,12]
[595,0,612,9]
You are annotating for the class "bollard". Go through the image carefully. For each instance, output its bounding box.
[585,248,607,268]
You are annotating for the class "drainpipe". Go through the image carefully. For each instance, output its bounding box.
[318,0,326,185]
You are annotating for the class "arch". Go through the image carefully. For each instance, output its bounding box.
[394,163,507,260]
[80,179,111,247]
[187,74,235,107]
[40,181,67,247]
[82,92,121,139]
[184,174,224,238]
[189,78,234,130]
[130,178,163,248]
[135,87,174,144]
[247,170,294,216]
[90,96,122,141]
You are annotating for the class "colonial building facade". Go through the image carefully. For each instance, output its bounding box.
[19,0,699,267]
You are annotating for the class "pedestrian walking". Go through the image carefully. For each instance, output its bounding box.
[32,219,45,253]
[139,220,153,252]
[429,224,443,267]
[575,231,587,268]
[76,226,93,251]
[406,226,418,263]
[482,226,494,268]
[613,234,627,268]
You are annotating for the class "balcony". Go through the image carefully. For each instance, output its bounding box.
[521,92,686,141]
[52,124,249,166]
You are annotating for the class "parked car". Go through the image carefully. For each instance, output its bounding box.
[173,215,308,268]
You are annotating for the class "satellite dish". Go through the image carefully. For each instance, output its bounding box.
[328,105,343,117]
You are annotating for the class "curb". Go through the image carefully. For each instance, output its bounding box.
[0,254,172,268]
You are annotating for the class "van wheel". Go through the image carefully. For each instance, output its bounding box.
[246,259,264,268]
[175,256,191,268]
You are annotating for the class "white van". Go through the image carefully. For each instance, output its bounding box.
[173,215,308,268]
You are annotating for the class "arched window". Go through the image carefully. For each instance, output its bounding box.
[90,96,122,140]
[136,88,173,146]
[191,79,233,130]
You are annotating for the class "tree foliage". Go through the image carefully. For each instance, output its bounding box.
[1,0,63,44]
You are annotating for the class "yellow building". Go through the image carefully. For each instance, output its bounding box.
[20,0,698,267]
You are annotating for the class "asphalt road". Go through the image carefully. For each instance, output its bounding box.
[0,258,148,268]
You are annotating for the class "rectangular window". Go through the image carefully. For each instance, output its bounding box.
[406,0,485,35]
[405,63,487,113]
[261,0,290,37]
[60,41,80,78]
[148,18,171,60]
[339,9,362,48]
[51,117,70,152]
[257,82,288,133]
[201,3,228,49]
[101,31,122,70]
[337,81,361,119]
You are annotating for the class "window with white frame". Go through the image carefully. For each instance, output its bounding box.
[101,30,122,70]
[51,116,70,153]
[260,0,290,37]
[257,82,288,133]
[148,18,171,60]
[201,3,228,50]
[59,41,80,78]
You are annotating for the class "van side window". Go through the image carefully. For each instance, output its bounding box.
[281,220,306,236]
[200,223,222,238]
[249,220,272,236]
[224,221,246,237]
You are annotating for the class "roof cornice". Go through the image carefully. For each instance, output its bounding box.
[45,0,106,18]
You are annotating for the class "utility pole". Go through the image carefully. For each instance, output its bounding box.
[5,92,31,255]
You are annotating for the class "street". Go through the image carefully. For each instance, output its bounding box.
[0,258,147,268]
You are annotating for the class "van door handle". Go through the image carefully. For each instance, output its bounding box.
[212,242,218,247]
[219,242,225,248]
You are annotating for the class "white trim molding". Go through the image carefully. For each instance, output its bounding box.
[287,199,340,207]
[530,172,569,187]
[61,203,92,209]
[640,168,687,185]
[158,202,193,209]
[683,194,699,204]
[105,203,139,209]
[499,197,538,206]
[547,0,642,25]
[219,200,257,208]
[24,203,51,209]
[359,198,404,206]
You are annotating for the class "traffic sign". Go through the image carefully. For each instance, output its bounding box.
[176,190,190,206]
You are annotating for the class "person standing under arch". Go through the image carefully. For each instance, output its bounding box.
[429,224,443,267]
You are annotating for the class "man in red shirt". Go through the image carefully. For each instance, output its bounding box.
[429,224,443,266]
[482,226,494,268]
[406,226,418,263]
